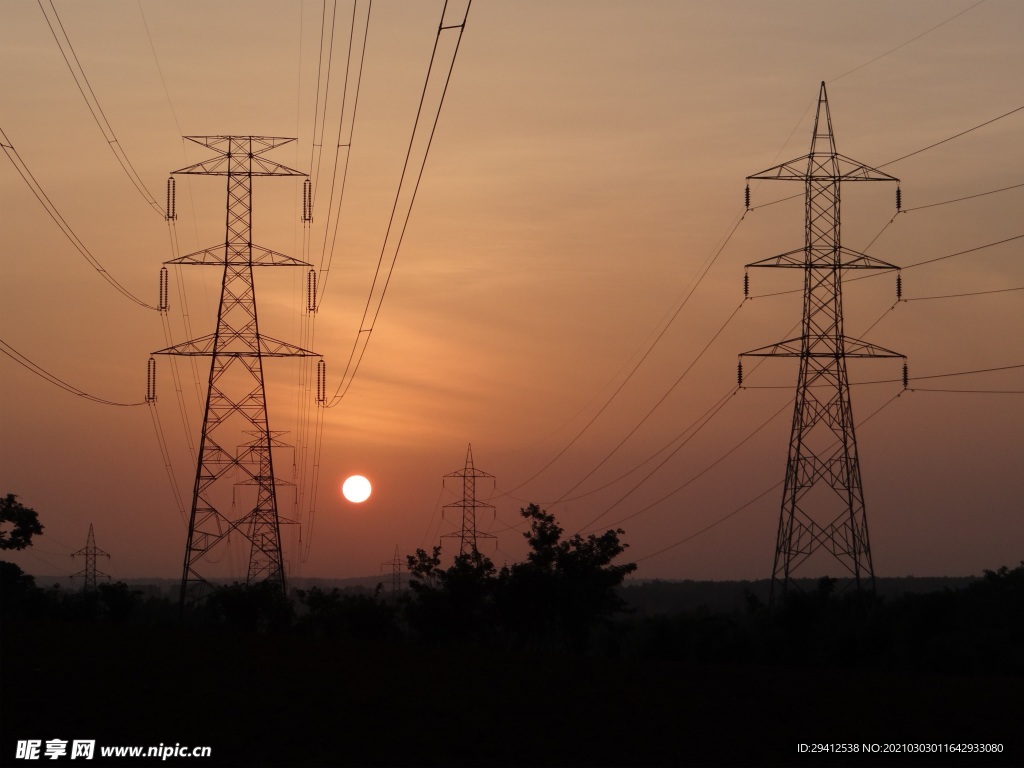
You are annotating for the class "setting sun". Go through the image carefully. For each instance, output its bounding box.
[341,475,372,503]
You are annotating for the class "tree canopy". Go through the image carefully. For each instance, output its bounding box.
[405,504,636,651]
[0,493,43,551]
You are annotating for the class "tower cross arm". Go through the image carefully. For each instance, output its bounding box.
[841,335,904,359]
[165,244,312,267]
[152,334,319,357]
[173,136,305,177]
[740,338,804,357]
[748,153,899,183]
[183,135,298,154]
[746,247,900,271]
[173,155,305,177]
[740,336,904,359]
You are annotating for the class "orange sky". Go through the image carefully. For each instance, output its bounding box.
[2,0,1022,584]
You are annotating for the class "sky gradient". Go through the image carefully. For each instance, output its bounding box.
[2,0,1022,584]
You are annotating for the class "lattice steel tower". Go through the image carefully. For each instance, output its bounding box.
[154,136,318,608]
[71,523,110,591]
[442,444,496,559]
[740,83,905,600]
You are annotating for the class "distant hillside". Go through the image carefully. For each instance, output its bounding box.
[30,573,394,597]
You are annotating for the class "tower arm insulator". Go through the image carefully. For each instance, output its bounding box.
[158,266,169,312]
[302,178,312,223]
[166,177,177,221]
[307,269,317,313]
[146,357,157,403]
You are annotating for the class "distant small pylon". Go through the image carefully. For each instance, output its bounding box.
[441,444,496,561]
[381,545,403,594]
[70,523,110,591]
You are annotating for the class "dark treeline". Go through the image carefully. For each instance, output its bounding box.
[2,501,1022,766]
[3,506,1022,677]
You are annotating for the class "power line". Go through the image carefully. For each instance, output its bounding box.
[292,1,372,557]
[552,300,747,506]
[749,234,1023,299]
[326,0,472,407]
[502,210,748,495]
[829,0,989,83]
[37,0,165,217]
[753,0,991,204]
[315,0,373,308]
[901,181,1024,212]
[136,0,184,138]
[899,233,1022,270]
[579,390,789,536]
[0,127,158,310]
[146,401,188,526]
[748,110,1024,212]
[632,389,905,565]
[902,285,1023,302]
[0,339,145,407]
[744,363,1024,389]
[908,387,1023,394]
[909,363,1024,381]
[307,0,342,210]
[879,104,1024,169]
[559,388,738,507]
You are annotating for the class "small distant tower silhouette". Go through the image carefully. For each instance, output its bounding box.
[740,82,906,601]
[441,444,496,560]
[71,523,110,591]
[381,545,404,594]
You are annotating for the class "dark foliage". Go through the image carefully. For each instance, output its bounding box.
[495,504,637,652]
[623,562,1024,676]
[405,546,499,643]
[295,586,400,641]
[0,493,43,550]
[404,504,637,652]
[204,580,294,632]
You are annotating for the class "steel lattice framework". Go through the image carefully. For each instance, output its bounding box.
[442,444,496,559]
[741,83,905,600]
[154,136,318,609]
[71,523,110,591]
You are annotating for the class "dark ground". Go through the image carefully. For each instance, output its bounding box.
[2,619,1020,768]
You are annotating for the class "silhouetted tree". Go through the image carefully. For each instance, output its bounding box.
[404,546,498,643]
[0,561,47,618]
[0,493,43,550]
[403,507,637,651]
[495,504,637,652]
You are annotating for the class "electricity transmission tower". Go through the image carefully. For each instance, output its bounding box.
[381,545,404,594]
[441,444,496,560]
[154,136,319,609]
[71,523,110,591]
[740,83,905,601]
